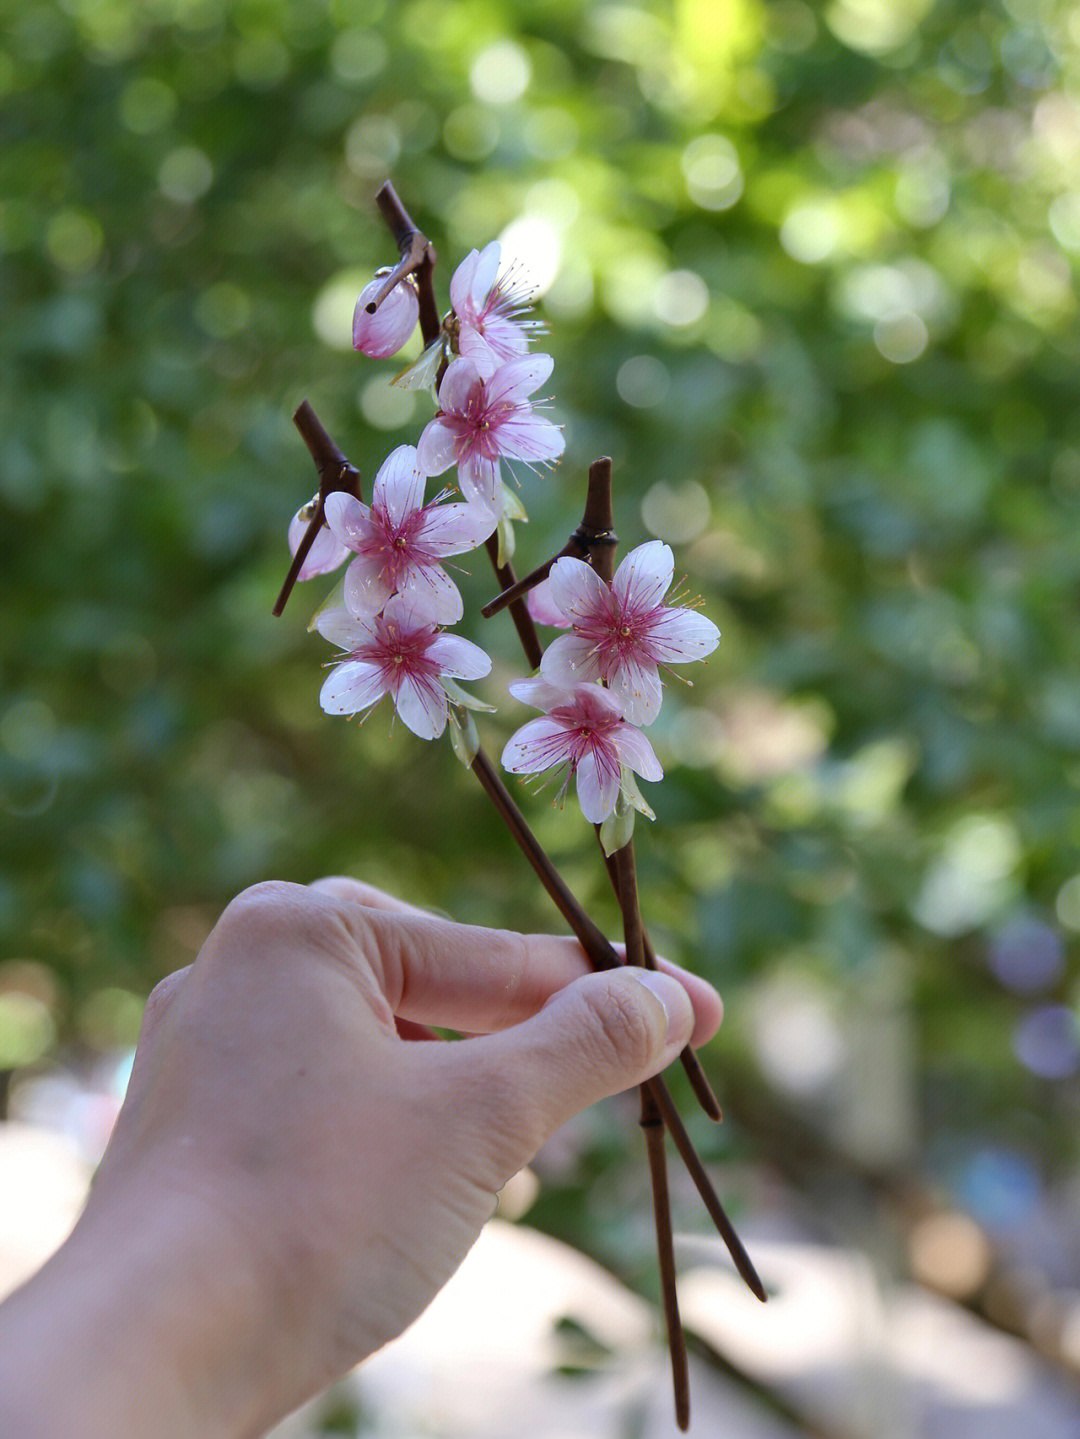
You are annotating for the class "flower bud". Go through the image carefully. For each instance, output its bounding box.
[352,276,419,358]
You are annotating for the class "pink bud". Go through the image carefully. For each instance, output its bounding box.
[352,276,419,358]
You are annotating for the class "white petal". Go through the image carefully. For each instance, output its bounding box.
[374,445,425,526]
[575,750,621,823]
[613,540,674,613]
[322,492,370,551]
[427,632,492,680]
[416,418,459,478]
[507,676,573,712]
[397,564,462,624]
[394,674,447,740]
[458,454,501,513]
[485,353,553,407]
[315,606,374,651]
[540,634,601,689]
[501,717,572,773]
[609,656,663,727]
[320,660,385,715]
[526,576,572,629]
[494,411,565,464]
[343,554,392,617]
[438,356,482,413]
[645,607,720,663]
[613,723,664,782]
[547,556,609,624]
[417,499,497,555]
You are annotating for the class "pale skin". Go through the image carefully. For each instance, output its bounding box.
[0,877,723,1439]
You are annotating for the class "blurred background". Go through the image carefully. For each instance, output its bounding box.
[3,0,1080,1433]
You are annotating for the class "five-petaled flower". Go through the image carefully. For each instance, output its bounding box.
[353,274,419,358]
[501,677,663,824]
[324,444,496,623]
[317,596,491,740]
[539,541,720,726]
[450,242,543,380]
[417,355,564,515]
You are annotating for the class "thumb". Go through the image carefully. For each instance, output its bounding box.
[450,967,696,1182]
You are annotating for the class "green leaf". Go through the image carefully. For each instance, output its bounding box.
[447,708,479,767]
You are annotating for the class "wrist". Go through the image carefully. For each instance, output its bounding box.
[0,1173,287,1439]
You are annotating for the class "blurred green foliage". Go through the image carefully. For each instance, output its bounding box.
[3,0,1080,1260]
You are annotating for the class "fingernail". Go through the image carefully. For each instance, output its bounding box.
[627,969,693,1041]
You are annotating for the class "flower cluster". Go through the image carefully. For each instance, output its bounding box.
[501,542,719,822]
[287,235,718,823]
[288,242,562,737]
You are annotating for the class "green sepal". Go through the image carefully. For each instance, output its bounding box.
[599,788,636,856]
[496,515,515,567]
[501,483,528,523]
[307,575,347,632]
[447,708,480,767]
[620,767,656,821]
[440,676,496,713]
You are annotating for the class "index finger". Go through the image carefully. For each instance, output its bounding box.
[311,879,721,1045]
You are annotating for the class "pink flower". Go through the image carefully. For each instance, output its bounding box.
[323,444,496,623]
[316,595,491,740]
[353,275,419,358]
[416,356,564,514]
[287,501,350,581]
[539,541,720,726]
[501,678,663,823]
[450,241,543,380]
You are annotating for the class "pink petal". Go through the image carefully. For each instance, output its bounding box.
[609,655,663,727]
[614,723,664,782]
[416,417,460,478]
[438,357,482,413]
[485,353,554,408]
[394,673,447,740]
[547,556,609,624]
[353,278,419,358]
[613,541,674,613]
[575,749,621,823]
[540,633,601,689]
[426,632,492,680]
[416,499,497,555]
[289,510,350,579]
[526,577,571,628]
[502,716,574,773]
[494,411,565,464]
[344,553,392,617]
[320,660,386,715]
[645,607,720,662]
[315,606,375,651]
[374,445,425,526]
[323,492,371,550]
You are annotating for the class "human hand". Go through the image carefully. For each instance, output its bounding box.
[0,877,722,1438]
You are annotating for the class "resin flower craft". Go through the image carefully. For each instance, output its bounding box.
[273,182,764,1434]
